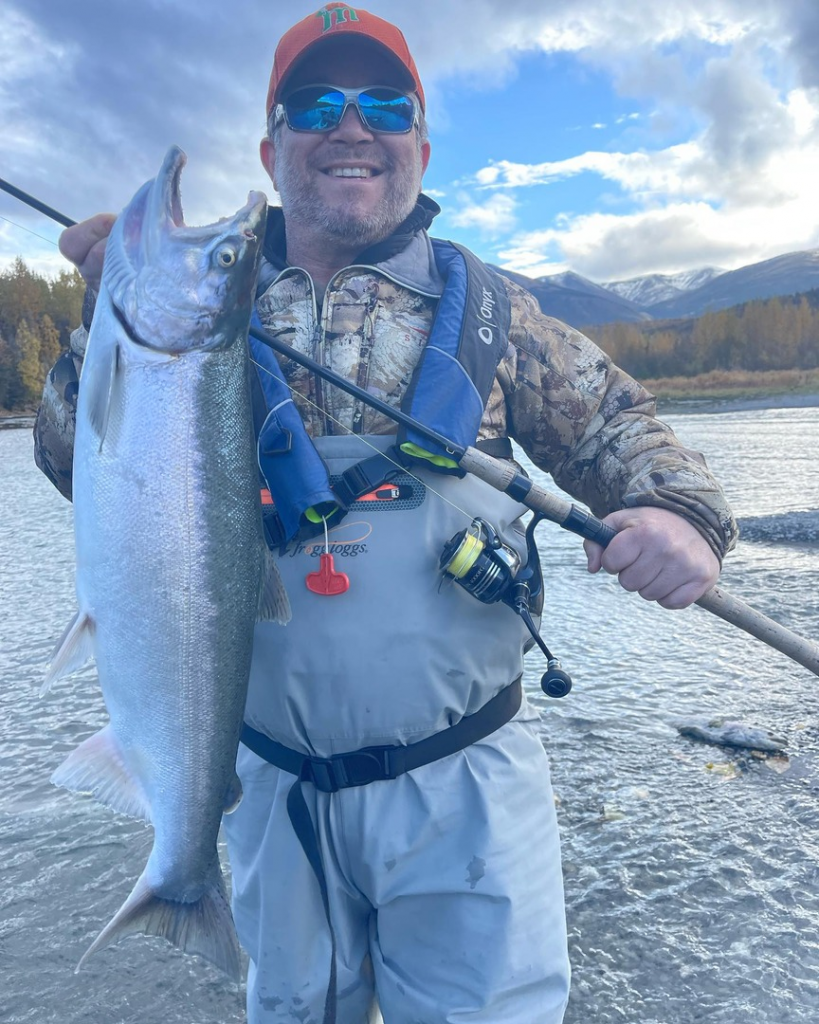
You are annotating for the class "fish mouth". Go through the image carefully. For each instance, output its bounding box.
[105,145,268,354]
[144,145,188,253]
[164,146,186,229]
[146,145,266,250]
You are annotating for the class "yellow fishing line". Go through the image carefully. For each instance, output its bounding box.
[444,528,484,579]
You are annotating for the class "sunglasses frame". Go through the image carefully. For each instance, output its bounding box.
[274,84,420,135]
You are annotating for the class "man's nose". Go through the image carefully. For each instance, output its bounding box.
[328,103,374,142]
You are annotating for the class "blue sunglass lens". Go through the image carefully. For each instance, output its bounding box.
[358,89,415,132]
[285,87,415,133]
[285,88,345,131]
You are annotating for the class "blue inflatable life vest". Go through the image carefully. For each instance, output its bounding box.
[251,239,512,546]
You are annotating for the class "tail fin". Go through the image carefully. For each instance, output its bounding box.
[77,860,241,980]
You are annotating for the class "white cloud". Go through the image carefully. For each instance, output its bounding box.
[447,193,518,236]
[467,33,819,280]
[2,0,818,282]
[473,143,710,199]
[499,197,819,280]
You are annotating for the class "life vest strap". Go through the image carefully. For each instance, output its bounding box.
[331,449,405,509]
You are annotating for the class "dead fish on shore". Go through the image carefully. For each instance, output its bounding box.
[676,718,786,753]
[44,146,289,979]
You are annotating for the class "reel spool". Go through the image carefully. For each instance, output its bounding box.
[438,519,520,604]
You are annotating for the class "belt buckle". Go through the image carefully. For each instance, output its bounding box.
[307,757,342,793]
[342,746,397,786]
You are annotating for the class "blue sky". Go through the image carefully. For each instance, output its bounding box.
[1,0,818,285]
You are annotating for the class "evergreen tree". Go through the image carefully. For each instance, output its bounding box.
[15,319,43,407]
[38,313,62,378]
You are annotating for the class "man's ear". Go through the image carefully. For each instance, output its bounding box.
[420,140,431,177]
[260,137,277,192]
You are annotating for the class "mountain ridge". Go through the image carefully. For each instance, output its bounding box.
[492,247,819,326]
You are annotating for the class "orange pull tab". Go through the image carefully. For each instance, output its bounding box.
[305,552,350,596]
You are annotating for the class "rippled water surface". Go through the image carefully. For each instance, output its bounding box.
[2,407,818,1024]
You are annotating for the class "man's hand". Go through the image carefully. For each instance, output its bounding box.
[58,213,117,293]
[583,506,720,609]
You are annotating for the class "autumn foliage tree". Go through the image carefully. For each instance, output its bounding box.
[0,258,85,411]
[585,290,819,381]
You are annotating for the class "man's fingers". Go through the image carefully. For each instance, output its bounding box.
[583,539,604,573]
[58,213,116,263]
[59,213,116,289]
[656,580,709,610]
[599,529,643,576]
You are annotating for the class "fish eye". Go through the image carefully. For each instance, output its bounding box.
[216,247,237,267]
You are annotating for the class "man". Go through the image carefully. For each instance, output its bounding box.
[35,5,736,1022]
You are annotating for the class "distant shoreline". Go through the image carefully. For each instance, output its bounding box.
[656,392,819,415]
[643,368,819,414]
[3,381,819,431]
[0,414,35,430]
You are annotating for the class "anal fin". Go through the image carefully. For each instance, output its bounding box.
[51,724,152,823]
[223,772,243,814]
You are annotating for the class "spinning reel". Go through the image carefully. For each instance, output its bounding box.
[439,516,573,698]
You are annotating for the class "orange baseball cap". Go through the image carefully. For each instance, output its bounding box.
[266,4,425,115]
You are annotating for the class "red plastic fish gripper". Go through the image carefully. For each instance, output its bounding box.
[305,551,350,596]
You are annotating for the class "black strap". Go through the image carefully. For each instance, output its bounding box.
[241,677,522,792]
[475,436,513,459]
[240,678,522,1022]
[331,450,403,509]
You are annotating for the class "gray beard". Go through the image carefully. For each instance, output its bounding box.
[275,143,423,250]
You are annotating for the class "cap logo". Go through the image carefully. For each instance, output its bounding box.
[316,5,360,32]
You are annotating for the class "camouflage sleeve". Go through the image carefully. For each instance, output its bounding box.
[32,288,96,501]
[32,325,88,501]
[498,279,738,561]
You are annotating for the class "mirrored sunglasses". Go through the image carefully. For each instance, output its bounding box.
[275,85,419,135]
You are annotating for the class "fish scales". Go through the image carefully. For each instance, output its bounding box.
[44,146,288,977]
[81,347,258,873]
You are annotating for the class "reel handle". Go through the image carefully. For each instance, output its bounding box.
[541,661,573,699]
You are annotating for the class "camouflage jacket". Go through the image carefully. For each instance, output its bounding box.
[33,206,737,560]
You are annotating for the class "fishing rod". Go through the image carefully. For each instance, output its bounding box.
[3,175,818,679]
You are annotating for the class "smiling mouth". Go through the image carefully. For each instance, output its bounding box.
[323,167,381,178]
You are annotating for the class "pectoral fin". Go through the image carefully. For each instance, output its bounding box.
[42,610,95,695]
[85,341,121,449]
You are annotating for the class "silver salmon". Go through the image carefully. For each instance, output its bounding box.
[44,146,289,978]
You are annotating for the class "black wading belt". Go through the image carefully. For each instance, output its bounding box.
[239,676,523,1024]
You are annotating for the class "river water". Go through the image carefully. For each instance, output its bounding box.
[1,407,818,1024]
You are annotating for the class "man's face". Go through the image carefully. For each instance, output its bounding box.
[261,40,431,250]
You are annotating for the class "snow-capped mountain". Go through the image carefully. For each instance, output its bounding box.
[648,249,819,319]
[492,248,819,325]
[604,268,724,308]
[490,266,648,325]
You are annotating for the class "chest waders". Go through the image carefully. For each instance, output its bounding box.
[242,242,532,1023]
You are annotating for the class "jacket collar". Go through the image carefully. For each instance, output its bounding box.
[260,194,445,298]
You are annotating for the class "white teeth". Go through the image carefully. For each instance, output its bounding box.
[329,167,372,177]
